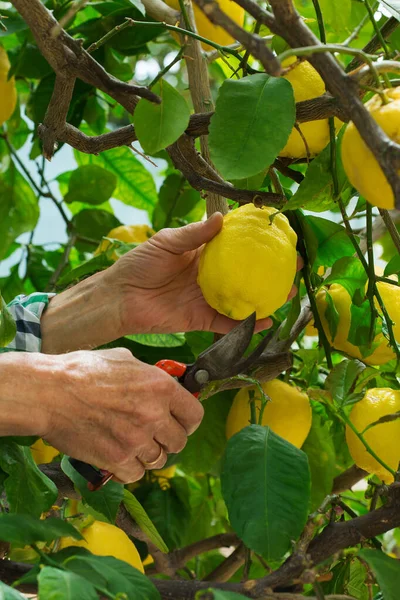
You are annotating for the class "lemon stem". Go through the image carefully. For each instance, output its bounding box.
[178,0,192,32]
[366,203,378,345]
[340,411,397,480]
[248,389,257,425]
[124,18,248,63]
[149,46,185,89]
[311,0,326,44]
[364,0,390,59]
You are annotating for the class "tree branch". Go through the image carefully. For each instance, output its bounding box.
[192,0,281,77]
[179,0,228,216]
[11,0,160,119]
[332,464,368,494]
[266,0,400,209]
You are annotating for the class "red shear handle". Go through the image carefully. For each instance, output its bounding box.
[155,360,199,398]
[155,359,187,377]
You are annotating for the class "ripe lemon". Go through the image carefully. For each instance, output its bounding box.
[279,57,339,158]
[226,378,312,448]
[59,520,144,572]
[30,439,59,465]
[165,0,244,51]
[153,465,176,479]
[197,204,297,321]
[315,281,400,365]
[341,88,400,210]
[346,387,400,483]
[94,224,154,261]
[0,47,17,126]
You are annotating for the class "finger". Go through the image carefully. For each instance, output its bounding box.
[254,317,274,333]
[137,442,167,470]
[154,416,188,453]
[169,392,204,437]
[297,255,304,271]
[210,312,273,334]
[113,457,145,485]
[287,284,298,301]
[152,212,223,255]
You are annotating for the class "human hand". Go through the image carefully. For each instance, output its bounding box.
[39,348,203,483]
[106,212,302,336]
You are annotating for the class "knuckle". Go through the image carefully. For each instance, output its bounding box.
[166,432,187,454]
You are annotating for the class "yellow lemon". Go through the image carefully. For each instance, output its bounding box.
[226,378,312,448]
[0,47,17,126]
[346,387,400,483]
[30,439,60,465]
[153,465,177,479]
[94,224,155,261]
[59,520,144,572]
[279,57,341,158]
[165,0,244,51]
[315,281,400,365]
[143,554,154,566]
[342,87,400,210]
[198,204,297,321]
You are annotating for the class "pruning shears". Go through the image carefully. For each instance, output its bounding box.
[69,312,271,491]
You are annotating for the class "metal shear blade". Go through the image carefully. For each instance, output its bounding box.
[182,312,271,393]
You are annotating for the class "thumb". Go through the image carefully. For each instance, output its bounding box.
[154,212,224,255]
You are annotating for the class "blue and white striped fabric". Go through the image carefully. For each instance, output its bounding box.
[0,293,55,353]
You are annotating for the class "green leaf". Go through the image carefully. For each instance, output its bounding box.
[125,333,186,348]
[324,256,368,303]
[64,553,160,600]
[178,392,233,474]
[123,489,168,553]
[61,456,123,524]
[153,173,205,231]
[348,299,375,350]
[0,158,39,260]
[0,294,16,347]
[302,415,336,511]
[196,591,250,600]
[134,479,191,550]
[38,566,99,600]
[301,215,355,268]
[324,290,340,340]
[75,145,158,214]
[359,549,400,600]
[0,581,29,599]
[134,80,190,155]
[221,425,310,560]
[385,255,400,277]
[56,254,114,289]
[283,130,349,212]
[71,209,120,252]
[319,0,351,32]
[325,359,366,409]
[64,165,117,205]
[0,440,58,518]
[209,74,295,180]
[0,513,82,546]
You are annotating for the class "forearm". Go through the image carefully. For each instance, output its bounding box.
[0,353,50,437]
[41,270,124,354]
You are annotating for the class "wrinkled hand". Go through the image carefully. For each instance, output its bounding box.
[40,348,203,483]
[106,212,301,336]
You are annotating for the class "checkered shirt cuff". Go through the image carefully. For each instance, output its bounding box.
[0,293,55,353]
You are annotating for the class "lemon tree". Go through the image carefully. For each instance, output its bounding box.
[1,0,400,599]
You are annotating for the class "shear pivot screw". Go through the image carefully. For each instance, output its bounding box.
[194,369,210,385]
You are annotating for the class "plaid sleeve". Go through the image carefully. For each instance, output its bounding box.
[0,293,56,353]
